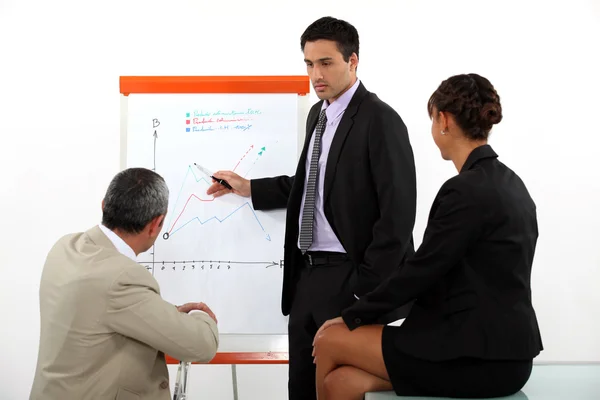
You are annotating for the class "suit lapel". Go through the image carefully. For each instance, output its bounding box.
[323,83,368,203]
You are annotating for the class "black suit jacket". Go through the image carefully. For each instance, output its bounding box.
[342,145,543,361]
[251,82,417,316]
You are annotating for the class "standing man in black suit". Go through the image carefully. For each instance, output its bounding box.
[207,16,417,400]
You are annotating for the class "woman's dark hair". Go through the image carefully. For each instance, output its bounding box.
[428,73,502,140]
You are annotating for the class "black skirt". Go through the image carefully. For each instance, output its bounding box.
[381,326,533,398]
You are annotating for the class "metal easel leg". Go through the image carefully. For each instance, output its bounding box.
[173,361,190,400]
[231,364,239,400]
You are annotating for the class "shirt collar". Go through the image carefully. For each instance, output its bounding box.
[98,224,138,262]
[321,79,361,121]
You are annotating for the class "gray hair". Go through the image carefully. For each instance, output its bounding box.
[101,168,169,234]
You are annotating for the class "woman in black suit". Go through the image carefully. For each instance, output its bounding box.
[312,73,543,399]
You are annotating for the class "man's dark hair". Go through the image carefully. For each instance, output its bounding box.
[300,16,359,62]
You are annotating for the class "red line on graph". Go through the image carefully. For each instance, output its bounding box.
[170,146,259,234]
[233,145,254,172]
[168,194,215,234]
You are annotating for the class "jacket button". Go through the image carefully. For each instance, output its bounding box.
[160,381,169,389]
[354,318,361,324]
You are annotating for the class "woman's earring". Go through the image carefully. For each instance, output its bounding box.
[441,130,446,135]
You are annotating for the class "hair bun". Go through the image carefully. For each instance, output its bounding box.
[480,103,503,128]
[428,73,502,141]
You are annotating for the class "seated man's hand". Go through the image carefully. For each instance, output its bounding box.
[177,302,218,324]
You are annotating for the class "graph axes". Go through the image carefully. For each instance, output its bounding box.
[150,120,160,275]
[142,259,284,272]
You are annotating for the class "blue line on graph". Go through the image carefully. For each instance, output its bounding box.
[170,201,271,241]
[167,165,211,229]
[167,165,270,241]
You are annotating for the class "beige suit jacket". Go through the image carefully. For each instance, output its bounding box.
[30,226,219,400]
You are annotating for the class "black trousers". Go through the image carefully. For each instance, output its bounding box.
[287,257,356,400]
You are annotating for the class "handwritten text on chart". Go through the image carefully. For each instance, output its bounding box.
[188,125,252,132]
[192,109,262,116]
[184,109,261,133]
[193,117,250,124]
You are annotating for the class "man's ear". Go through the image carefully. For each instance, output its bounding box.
[148,215,165,236]
[349,52,358,72]
[101,199,105,211]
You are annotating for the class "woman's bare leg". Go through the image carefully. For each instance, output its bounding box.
[313,324,392,399]
[322,365,393,400]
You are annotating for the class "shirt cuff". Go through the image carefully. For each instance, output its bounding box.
[189,310,209,316]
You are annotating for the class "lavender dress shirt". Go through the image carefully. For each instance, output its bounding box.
[297,79,361,253]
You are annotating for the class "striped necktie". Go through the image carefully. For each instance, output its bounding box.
[299,109,327,253]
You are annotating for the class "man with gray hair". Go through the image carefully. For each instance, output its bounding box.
[30,168,219,400]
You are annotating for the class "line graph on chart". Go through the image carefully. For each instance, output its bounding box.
[162,144,273,242]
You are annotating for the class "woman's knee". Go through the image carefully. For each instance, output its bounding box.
[313,325,346,358]
[314,326,332,345]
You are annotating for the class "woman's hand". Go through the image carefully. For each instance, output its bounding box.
[313,316,345,345]
[312,316,346,362]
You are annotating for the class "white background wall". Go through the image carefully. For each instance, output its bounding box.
[1,0,599,399]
